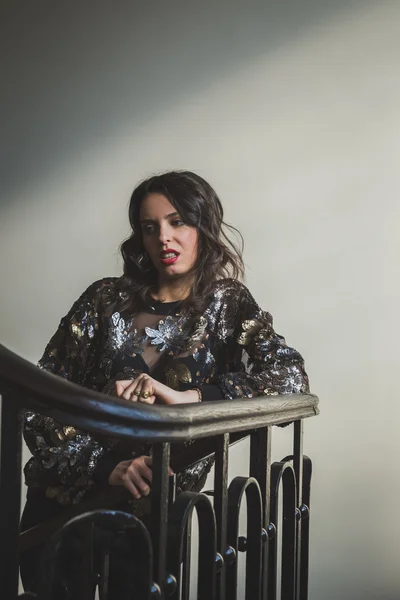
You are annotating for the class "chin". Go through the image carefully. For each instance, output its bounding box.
[160,267,190,279]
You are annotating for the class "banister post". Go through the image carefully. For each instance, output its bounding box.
[0,393,22,599]
[214,433,229,600]
[250,426,272,600]
[151,442,171,596]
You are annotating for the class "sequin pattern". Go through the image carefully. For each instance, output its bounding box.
[23,277,309,506]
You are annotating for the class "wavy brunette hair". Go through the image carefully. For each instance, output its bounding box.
[117,171,244,314]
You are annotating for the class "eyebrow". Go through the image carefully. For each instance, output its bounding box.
[140,211,179,224]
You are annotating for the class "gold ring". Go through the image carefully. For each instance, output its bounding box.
[133,388,141,396]
[141,391,149,399]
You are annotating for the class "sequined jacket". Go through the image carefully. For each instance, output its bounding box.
[23,278,309,508]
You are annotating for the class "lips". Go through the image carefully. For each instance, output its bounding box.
[160,249,179,265]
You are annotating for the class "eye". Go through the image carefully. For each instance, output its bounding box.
[142,224,155,235]
[171,218,184,227]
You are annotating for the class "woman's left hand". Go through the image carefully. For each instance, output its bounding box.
[115,374,199,405]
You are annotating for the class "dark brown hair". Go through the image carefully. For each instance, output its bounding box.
[117,170,244,314]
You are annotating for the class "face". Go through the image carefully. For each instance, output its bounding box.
[139,193,199,282]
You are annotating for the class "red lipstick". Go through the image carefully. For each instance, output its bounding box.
[160,248,179,265]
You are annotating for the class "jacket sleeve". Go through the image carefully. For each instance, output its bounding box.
[23,280,113,505]
[213,282,310,400]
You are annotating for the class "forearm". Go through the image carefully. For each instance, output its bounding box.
[163,388,201,404]
[216,360,309,400]
[23,410,107,504]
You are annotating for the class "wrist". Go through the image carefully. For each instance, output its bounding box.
[181,389,202,404]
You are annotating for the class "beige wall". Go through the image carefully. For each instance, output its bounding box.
[1,1,399,598]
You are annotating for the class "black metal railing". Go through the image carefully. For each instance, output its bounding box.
[0,343,319,600]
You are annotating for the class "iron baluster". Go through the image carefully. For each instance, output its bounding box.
[293,420,304,600]
[227,476,262,600]
[269,462,297,600]
[214,433,229,600]
[299,457,312,600]
[181,519,192,600]
[167,492,217,600]
[250,426,272,600]
[0,393,22,600]
[151,442,171,596]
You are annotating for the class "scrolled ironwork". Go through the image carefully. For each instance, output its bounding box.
[37,510,153,600]
[268,461,297,600]
[167,491,217,600]
[226,476,263,600]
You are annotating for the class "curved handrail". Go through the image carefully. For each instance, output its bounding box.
[0,344,319,442]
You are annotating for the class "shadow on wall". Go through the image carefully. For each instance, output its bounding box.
[1,0,374,206]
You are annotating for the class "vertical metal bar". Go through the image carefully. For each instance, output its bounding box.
[214,433,229,600]
[280,467,296,600]
[299,457,312,600]
[226,483,240,600]
[194,496,217,600]
[269,462,296,600]
[293,421,303,600]
[67,522,98,600]
[0,395,22,600]
[267,484,278,600]
[226,477,263,600]
[151,442,171,595]
[250,426,271,600]
[169,472,176,506]
[98,550,110,600]
[293,421,303,508]
[245,482,263,600]
[78,521,97,600]
[167,493,216,600]
[182,519,192,600]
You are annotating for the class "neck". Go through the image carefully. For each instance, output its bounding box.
[154,277,192,303]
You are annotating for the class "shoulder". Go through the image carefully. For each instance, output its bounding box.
[210,278,253,306]
[81,277,119,299]
[212,278,248,296]
[70,277,120,313]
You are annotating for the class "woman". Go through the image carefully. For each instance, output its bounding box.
[21,170,309,595]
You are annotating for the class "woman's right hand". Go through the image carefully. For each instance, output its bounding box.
[108,455,173,500]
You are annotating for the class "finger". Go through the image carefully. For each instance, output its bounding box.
[138,394,156,405]
[139,463,153,483]
[122,382,140,401]
[116,379,140,400]
[115,380,134,397]
[141,457,173,478]
[133,475,151,496]
[128,374,152,400]
[122,474,142,499]
[130,374,149,400]
[127,464,151,496]
[139,377,152,399]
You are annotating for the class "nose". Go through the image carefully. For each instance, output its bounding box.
[158,222,172,245]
